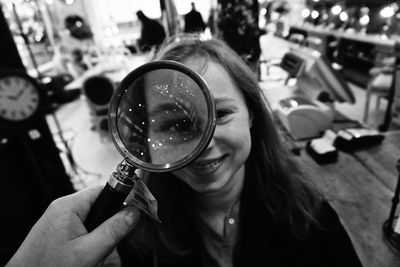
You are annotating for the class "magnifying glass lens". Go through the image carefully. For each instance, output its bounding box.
[116,68,209,165]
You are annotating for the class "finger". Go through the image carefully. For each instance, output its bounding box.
[76,207,141,262]
[64,186,104,219]
[67,185,103,205]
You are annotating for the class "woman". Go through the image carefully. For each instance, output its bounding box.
[6,35,362,267]
[116,35,362,266]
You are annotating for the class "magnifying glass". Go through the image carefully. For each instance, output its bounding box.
[85,60,216,230]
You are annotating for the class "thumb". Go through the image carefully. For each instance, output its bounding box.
[77,207,141,263]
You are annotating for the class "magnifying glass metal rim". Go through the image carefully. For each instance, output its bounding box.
[109,60,216,173]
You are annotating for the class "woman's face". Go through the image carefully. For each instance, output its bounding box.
[172,58,252,194]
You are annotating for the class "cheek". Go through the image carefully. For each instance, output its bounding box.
[224,120,252,156]
[236,128,252,155]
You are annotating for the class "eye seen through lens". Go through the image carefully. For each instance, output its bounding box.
[115,67,210,166]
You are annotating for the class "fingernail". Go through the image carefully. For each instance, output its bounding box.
[124,207,140,226]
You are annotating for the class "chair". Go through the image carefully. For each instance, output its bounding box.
[260,50,305,85]
[259,46,306,83]
[41,73,81,113]
[82,75,115,139]
[279,51,305,85]
[363,63,394,124]
[259,56,283,81]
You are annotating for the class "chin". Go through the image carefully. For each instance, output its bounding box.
[188,177,227,194]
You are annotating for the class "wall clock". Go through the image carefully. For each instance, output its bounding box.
[0,70,42,123]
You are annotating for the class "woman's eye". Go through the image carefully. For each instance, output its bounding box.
[217,109,232,120]
[166,119,193,133]
[158,117,200,135]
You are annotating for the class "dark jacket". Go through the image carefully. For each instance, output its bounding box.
[184,10,206,33]
[118,181,362,267]
[137,16,166,51]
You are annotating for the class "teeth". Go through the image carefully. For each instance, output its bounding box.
[191,158,222,170]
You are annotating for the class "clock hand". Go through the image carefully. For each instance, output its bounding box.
[6,95,17,100]
[3,90,23,100]
[15,89,24,100]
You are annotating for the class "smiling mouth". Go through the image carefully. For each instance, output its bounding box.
[190,156,226,172]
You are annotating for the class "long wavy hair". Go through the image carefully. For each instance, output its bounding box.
[123,34,322,260]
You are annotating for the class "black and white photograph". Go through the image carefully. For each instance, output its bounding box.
[1,0,400,266]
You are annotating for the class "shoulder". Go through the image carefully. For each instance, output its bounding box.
[300,200,352,244]
[313,200,348,236]
[239,198,363,266]
[302,201,363,266]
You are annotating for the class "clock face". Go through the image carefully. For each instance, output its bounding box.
[0,75,40,121]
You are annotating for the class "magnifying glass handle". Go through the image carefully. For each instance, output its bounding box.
[85,161,136,232]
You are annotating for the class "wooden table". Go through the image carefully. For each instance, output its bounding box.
[293,131,400,267]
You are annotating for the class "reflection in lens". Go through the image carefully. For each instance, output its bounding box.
[116,68,209,165]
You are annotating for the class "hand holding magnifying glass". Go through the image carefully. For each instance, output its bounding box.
[84,61,216,231]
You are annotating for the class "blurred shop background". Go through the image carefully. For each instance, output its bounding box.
[1,0,400,265]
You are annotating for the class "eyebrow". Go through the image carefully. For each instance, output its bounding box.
[149,97,236,115]
[215,98,236,105]
[148,102,194,117]
[148,103,179,116]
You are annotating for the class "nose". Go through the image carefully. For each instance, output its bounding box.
[206,136,216,150]
[200,137,215,158]
[203,125,220,152]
